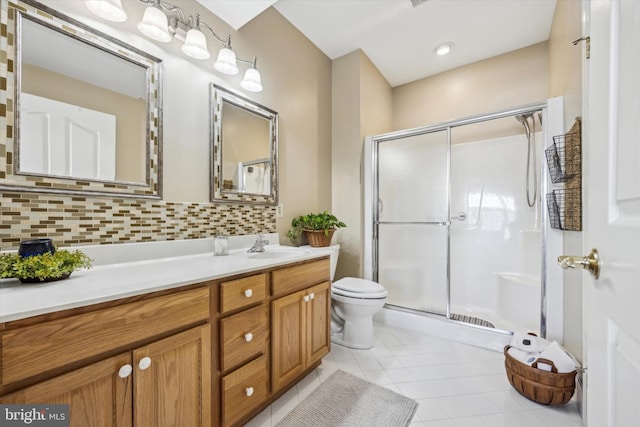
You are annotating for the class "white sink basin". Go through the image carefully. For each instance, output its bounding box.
[230,245,312,260]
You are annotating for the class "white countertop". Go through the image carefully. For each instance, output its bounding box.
[0,236,335,323]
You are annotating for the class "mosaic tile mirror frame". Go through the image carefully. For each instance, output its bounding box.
[0,0,163,199]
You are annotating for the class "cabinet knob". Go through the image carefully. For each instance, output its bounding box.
[244,289,253,298]
[118,364,133,378]
[309,292,315,300]
[138,357,152,370]
[245,387,254,397]
[303,295,310,302]
[244,333,253,342]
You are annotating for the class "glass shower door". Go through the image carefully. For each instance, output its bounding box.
[375,130,449,315]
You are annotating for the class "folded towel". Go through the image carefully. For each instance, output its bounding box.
[510,332,551,353]
[507,347,538,366]
[537,341,576,373]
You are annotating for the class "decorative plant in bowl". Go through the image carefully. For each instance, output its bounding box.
[287,211,346,247]
[0,249,92,283]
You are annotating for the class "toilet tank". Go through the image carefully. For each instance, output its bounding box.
[304,244,340,281]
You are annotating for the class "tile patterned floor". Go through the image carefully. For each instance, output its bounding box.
[245,323,583,427]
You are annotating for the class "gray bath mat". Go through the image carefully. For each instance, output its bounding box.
[276,370,417,427]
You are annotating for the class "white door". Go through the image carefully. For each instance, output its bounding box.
[582,0,640,425]
[20,93,116,180]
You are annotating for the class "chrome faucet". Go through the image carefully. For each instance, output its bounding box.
[247,234,269,253]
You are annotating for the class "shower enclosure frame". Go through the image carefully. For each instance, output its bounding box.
[363,99,565,339]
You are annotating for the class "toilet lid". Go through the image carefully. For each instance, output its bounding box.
[332,277,388,299]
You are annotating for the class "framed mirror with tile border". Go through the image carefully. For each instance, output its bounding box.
[0,0,163,199]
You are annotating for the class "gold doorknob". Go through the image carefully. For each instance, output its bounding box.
[558,248,600,280]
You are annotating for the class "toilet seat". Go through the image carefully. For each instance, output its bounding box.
[332,277,388,299]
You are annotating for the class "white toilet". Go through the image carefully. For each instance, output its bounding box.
[307,244,387,349]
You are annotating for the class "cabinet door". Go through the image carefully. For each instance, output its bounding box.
[134,324,211,427]
[271,290,306,392]
[0,353,132,427]
[306,281,331,366]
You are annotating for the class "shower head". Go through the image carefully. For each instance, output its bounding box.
[515,114,532,138]
[515,113,533,126]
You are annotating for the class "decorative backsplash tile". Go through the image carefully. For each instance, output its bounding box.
[0,192,276,249]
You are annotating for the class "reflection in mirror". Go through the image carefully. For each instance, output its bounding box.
[19,16,147,183]
[0,0,163,199]
[211,84,278,205]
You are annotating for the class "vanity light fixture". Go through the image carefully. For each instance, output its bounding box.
[85,0,127,22]
[137,1,172,42]
[434,42,454,56]
[85,0,264,92]
[240,58,263,92]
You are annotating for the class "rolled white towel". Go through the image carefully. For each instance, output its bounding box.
[507,347,538,366]
[510,332,551,353]
[537,341,576,373]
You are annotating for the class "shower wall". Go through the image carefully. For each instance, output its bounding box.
[449,131,543,332]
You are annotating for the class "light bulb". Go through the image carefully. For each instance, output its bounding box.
[182,28,210,60]
[137,5,171,43]
[435,42,454,56]
[214,47,239,75]
[241,68,263,92]
[85,0,127,22]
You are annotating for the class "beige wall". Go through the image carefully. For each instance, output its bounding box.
[35,1,332,240]
[548,0,584,361]
[393,42,549,131]
[332,51,393,279]
[239,8,333,238]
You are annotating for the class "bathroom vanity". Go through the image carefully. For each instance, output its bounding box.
[0,242,332,427]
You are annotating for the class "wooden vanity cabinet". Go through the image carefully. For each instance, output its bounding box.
[214,257,331,427]
[217,273,270,427]
[271,261,331,393]
[0,286,211,427]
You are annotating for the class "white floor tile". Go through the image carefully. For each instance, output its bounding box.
[241,323,583,427]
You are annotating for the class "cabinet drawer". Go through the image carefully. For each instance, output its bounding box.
[220,273,267,314]
[222,355,268,427]
[0,287,209,387]
[220,305,268,372]
[272,258,329,297]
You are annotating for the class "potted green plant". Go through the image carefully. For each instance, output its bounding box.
[0,249,92,283]
[287,211,346,247]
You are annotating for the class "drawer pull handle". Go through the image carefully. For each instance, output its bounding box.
[245,333,253,342]
[309,292,315,300]
[303,295,310,302]
[245,387,254,397]
[138,357,152,370]
[118,364,133,378]
[244,289,253,298]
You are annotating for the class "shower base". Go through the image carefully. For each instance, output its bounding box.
[375,306,512,352]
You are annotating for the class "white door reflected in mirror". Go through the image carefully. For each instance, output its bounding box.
[21,93,116,181]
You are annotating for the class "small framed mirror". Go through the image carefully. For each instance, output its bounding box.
[0,0,163,199]
[211,84,278,205]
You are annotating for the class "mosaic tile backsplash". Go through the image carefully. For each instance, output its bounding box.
[0,192,276,249]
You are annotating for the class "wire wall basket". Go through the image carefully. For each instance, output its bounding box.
[546,189,582,231]
[545,133,581,183]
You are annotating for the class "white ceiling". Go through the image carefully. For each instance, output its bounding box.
[198,0,557,87]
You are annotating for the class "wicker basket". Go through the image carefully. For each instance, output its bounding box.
[504,345,576,406]
[304,229,335,247]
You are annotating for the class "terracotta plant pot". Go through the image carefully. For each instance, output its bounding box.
[304,229,335,247]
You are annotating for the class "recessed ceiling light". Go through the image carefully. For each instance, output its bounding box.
[435,42,454,56]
